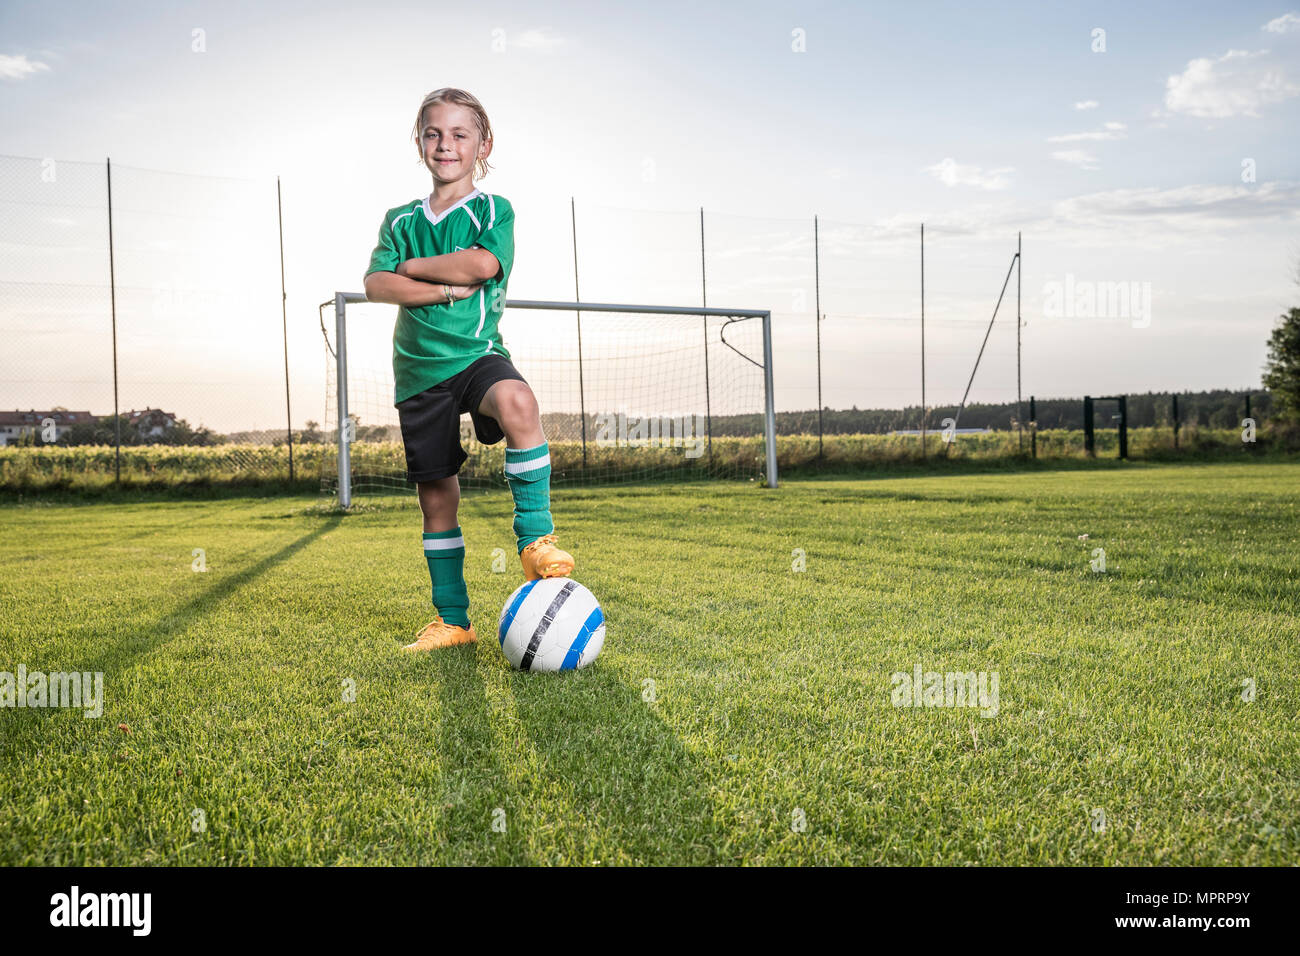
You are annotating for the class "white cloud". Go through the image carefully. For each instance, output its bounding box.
[1164,48,1300,118]
[1047,122,1127,143]
[816,182,1300,256]
[1263,12,1300,33]
[924,158,1013,190]
[0,53,51,80]
[1074,100,1099,110]
[1051,149,1099,169]
[871,206,999,241]
[1051,182,1300,232]
[509,29,567,50]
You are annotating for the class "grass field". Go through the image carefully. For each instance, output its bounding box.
[2,461,1297,865]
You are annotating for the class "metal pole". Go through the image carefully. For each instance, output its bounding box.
[814,214,823,459]
[1084,396,1094,457]
[1016,231,1023,455]
[1118,395,1128,459]
[945,249,1019,455]
[106,158,121,484]
[700,207,713,466]
[505,300,767,319]
[920,223,926,459]
[1030,395,1037,459]
[335,291,351,509]
[277,176,294,482]
[571,198,587,470]
[761,310,778,488]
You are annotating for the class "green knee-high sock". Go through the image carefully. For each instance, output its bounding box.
[504,442,555,553]
[423,527,470,627]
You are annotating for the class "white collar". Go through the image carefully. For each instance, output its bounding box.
[422,188,481,225]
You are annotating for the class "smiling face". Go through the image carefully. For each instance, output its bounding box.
[420,101,491,185]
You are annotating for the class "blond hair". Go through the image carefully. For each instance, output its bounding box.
[411,88,494,181]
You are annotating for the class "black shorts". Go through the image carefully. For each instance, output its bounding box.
[395,354,528,482]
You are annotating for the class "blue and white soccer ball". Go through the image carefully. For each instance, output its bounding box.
[498,578,606,672]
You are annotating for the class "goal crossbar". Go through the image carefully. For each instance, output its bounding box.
[331,292,778,507]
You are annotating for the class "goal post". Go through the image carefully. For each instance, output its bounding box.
[325,294,778,507]
[334,291,361,508]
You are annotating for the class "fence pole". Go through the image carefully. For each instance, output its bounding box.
[1172,394,1180,450]
[1084,396,1095,457]
[106,158,121,485]
[1118,395,1128,459]
[814,214,823,459]
[1030,395,1037,459]
[570,198,587,470]
[920,222,926,460]
[277,176,294,482]
[1016,231,1023,455]
[945,248,1019,456]
[699,207,713,467]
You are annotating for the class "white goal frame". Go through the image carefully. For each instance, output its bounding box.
[331,292,778,507]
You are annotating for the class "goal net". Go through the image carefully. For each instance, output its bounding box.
[321,295,776,502]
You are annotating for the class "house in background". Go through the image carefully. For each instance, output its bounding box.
[0,409,96,446]
[0,408,179,445]
[126,408,177,439]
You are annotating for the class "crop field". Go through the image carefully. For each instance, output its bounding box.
[0,425,1281,494]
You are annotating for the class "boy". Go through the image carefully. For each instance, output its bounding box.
[363,88,574,651]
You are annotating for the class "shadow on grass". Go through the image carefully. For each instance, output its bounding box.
[32,516,342,695]
[506,661,720,865]
[778,452,1296,482]
[1,516,344,766]
[416,644,519,865]
[417,597,718,864]
[0,480,323,505]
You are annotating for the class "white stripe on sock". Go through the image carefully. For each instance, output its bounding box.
[423,535,465,551]
[504,453,550,475]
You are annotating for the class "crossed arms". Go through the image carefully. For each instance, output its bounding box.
[364,247,501,307]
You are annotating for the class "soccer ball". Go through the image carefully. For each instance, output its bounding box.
[497,578,605,672]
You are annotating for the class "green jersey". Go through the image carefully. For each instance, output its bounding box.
[364,189,515,403]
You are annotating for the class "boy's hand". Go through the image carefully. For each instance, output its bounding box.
[445,281,484,301]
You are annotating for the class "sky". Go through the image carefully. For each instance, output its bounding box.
[2,0,1298,432]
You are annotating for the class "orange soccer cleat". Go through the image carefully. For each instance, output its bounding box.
[519,534,574,581]
[402,616,478,651]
